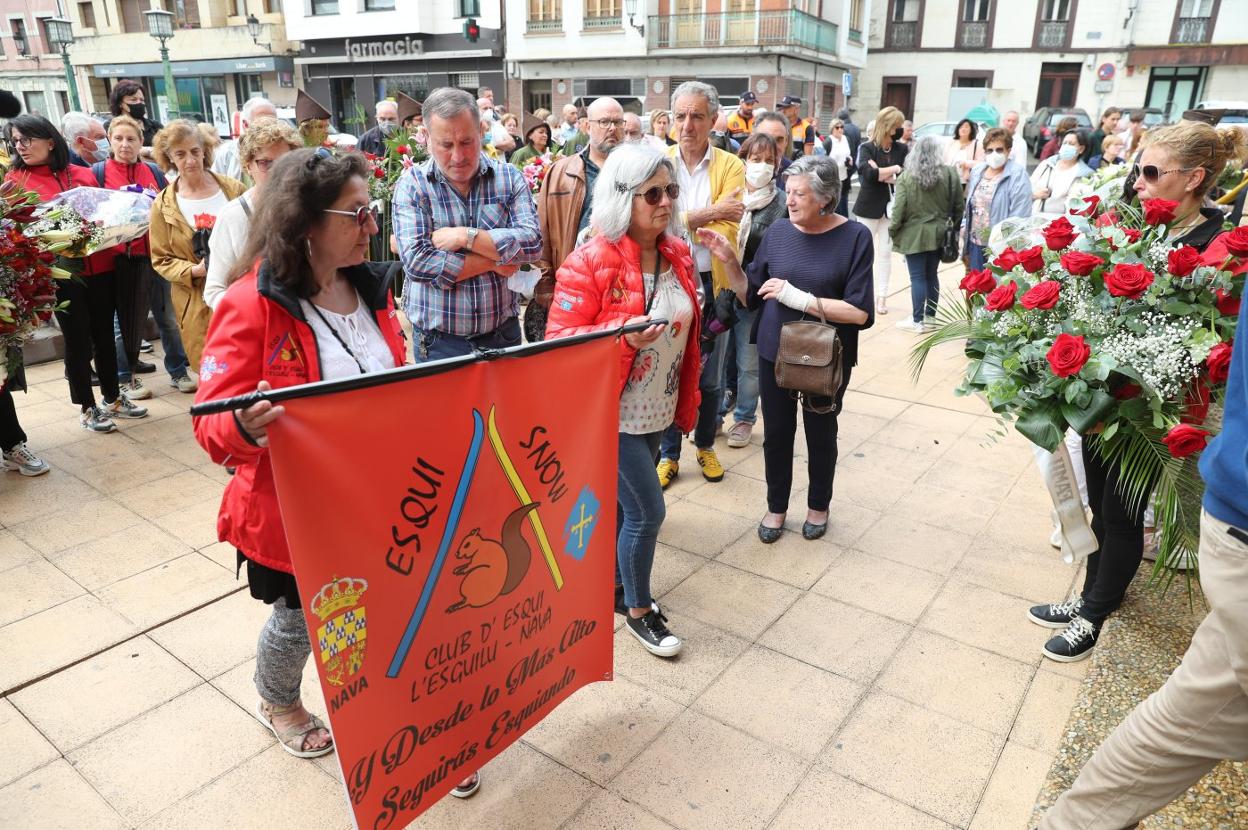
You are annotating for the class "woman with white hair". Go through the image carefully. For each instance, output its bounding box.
[546,143,702,658]
[699,155,874,543]
[889,135,963,332]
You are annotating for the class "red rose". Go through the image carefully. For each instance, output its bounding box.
[1142,198,1179,226]
[1073,196,1100,217]
[1060,251,1105,276]
[1104,263,1155,299]
[1122,227,1142,244]
[1046,333,1091,378]
[959,269,996,295]
[397,145,409,155]
[1215,288,1241,316]
[1094,209,1119,227]
[1020,280,1062,310]
[193,213,216,231]
[1167,245,1202,278]
[1207,340,1234,384]
[373,167,385,178]
[1223,226,1248,257]
[993,247,1021,272]
[1113,382,1143,400]
[1018,245,1046,274]
[984,282,1018,311]
[1162,424,1211,458]
[1182,382,1211,425]
[1042,216,1078,251]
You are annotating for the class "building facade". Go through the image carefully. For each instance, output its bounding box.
[1,0,72,122]
[63,0,297,132]
[284,0,504,135]
[859,0,1248,130]
[506,0,869,131]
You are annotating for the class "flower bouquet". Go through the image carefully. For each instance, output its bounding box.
[365,132,430,264]
[28,186,155,255]
[1,182,72,390]
[521,154,553,196]
[912,195,1244,586]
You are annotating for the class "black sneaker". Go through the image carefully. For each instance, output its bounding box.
[614,584,628,615]
[133,359,157,374]
[1028,596,1084,629]
[1043,616,1099,662]
[624,606,682,657]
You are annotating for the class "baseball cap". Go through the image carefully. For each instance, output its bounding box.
[778,95,802,108]
[740,91,759,104]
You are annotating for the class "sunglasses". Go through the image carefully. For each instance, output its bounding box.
[323,200,383,226]
[635,183,680,206]
[1132,163,1195,182]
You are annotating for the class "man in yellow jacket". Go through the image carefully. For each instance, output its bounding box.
[657,81,745,489]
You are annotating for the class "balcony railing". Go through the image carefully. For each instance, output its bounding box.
[648,9,838,54]
[1037,19,1067,48]
[959,19,988,48]
[583,14,622,30]
[1174,16,1210,44]
[888,20,917,47]
[526,17,563,33]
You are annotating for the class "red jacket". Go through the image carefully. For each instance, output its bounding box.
[5,164,115,274]
[100,159,162,257]
[193,260,407,574]
[545,232,702,433]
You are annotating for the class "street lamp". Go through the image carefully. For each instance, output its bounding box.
[144,8,179,120]
[623,0,645,36]
[43,17,81,112]
[245,14,269,50]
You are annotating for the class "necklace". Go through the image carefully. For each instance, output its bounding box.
[308,300,368,374]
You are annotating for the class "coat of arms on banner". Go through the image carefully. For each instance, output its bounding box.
[312,576,369,687]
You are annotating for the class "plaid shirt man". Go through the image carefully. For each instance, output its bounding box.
[392,152,542,337]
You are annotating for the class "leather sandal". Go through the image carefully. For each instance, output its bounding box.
[254,699,335,759]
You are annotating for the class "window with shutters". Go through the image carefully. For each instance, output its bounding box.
[11,18,30,54]
[583,0,620,29]
[957,0,993,49]
[119,0,146,33]
[78,2,96,28]
[173,0,200,28]
[527,0,562,32]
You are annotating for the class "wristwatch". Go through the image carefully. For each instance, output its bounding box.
[465,226,479,250]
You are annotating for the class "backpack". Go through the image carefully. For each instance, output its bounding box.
[91,160,168,191]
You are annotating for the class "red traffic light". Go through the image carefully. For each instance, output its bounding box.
[463,17,481,42]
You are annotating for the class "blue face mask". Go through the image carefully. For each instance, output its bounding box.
[94,137,111,158]
[1057,144,1079,161]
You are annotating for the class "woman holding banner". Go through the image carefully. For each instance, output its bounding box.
[546,143,702,658]
[191,149,479,796]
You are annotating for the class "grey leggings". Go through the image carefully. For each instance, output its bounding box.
[255,598,311,706]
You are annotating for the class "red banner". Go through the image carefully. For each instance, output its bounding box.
[265,336,619,830]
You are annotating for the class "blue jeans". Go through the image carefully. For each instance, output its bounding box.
[967,238,989,271]
[905,249,941,324]
[411,316,521,363]
[617,430,665,609]
[719,306,759,424]
[115,277,189,382]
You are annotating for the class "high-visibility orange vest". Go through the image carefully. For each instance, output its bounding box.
[727,111,753,136]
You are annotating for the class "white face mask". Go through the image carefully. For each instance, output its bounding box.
[985,150,1007,169]
[745,161,774,188]
[1057,144,1079,161]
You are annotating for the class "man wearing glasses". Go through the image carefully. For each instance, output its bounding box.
[529,97,626,342]
[392,87,542,362]
[656,81,745,490]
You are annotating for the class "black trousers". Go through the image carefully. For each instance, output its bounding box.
[55,273,120,409]
[758,356,852,514]
[1079,435,1152,626]
[0,388,25,451]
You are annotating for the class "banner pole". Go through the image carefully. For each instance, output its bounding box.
[189,318,668,416]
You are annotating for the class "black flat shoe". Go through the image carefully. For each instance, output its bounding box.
[802,521,828,541]
[758,523,784,544]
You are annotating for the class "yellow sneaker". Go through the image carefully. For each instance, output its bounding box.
[696,448,724,482]
[656,459,679,490]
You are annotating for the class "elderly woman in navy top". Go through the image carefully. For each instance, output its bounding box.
[698,155,874,543]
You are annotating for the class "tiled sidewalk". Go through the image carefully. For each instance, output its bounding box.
[1,262,1094,829]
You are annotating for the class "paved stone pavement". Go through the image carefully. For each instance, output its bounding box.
[1,260,1097,829]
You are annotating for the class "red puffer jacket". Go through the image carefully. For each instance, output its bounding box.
[545,232,702,433]
[193,259,406,574]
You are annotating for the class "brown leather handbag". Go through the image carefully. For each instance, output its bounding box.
[775,301,843,414]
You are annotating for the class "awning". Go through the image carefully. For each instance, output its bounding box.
[92,55,294,78]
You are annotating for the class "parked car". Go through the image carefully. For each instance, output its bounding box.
[1218,110,1248,125]
[1023,107,1093,158]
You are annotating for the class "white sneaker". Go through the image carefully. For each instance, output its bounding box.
[2,442,50,476]
[104,393,148,420]
[123,377,152,400]
[895,319,926,333]
[171,374,198,393]
[1050,527,1062,549]
[80,406,117,433]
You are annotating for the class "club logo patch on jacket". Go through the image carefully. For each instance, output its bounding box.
[266,331,305,375]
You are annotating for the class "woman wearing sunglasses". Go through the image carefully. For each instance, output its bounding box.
[546,143,702,658]
[190,151,499,793]
[1027,119,1248,663]
[204,117,301,310]
[149,120,246,373]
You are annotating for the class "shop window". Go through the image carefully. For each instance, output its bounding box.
[78,2,96,28]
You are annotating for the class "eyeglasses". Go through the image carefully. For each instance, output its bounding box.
[1132,164,1195,182]
[592,118,625,130]
[323,200,383,226]
[635,183,680,206]
[12,137,37,149]
[251,157,280,171]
